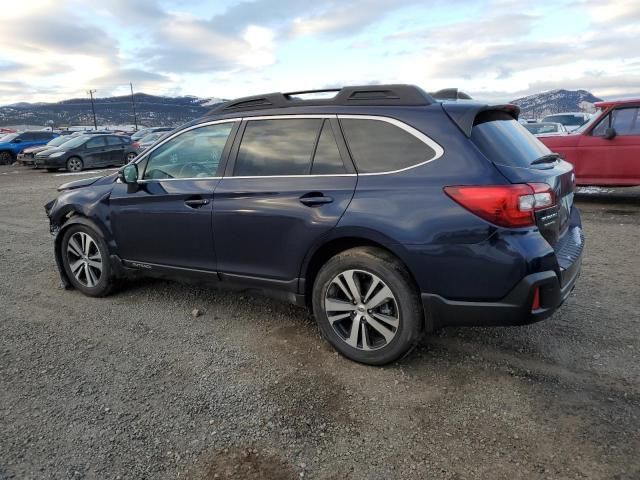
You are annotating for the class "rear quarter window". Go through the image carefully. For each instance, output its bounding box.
[340,118,436,173]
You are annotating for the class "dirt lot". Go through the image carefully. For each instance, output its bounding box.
[1,165,639,480]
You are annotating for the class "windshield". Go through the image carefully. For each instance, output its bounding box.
[573,109,602,133]
[58,135,88,149]
[542,114,587,126]
[523,123,560,135]
[47,136,69,147]
[1,133,18,142]
[471,111,552,168]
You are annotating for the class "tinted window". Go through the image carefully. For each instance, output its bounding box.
[106,136,123,146]
[311,121,346,174]
[86,137,106,148]
[234,119,321,176]
[144,122,235,180]
[471,112,551,168]
[340,118,435,173]
[19,132,38,141]
[612,107,640,135]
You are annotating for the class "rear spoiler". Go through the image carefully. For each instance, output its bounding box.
[441,103,520,137]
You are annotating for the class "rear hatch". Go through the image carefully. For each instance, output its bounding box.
[469,110,577,249]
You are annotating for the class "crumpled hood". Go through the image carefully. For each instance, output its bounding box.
[57,171,118,192]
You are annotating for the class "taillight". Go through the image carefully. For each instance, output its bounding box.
[444,183,556,228]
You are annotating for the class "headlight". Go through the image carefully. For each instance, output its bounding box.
[49,151,66,158]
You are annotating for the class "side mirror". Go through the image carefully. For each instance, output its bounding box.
[604,127,617,140]
[119,163,138,184]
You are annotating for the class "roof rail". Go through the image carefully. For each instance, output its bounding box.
[207,84,435,115]
[430,88,472,100]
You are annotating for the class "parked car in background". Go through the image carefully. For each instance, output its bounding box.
[523,122,568,136]
[131,127,173,141]
[18,136,77,166]
[0,131,58,164]
[541,112,590,132]
[133,131,168,154]
[45,84,583,366]
[35,134,138,172]
[539,99,640,186]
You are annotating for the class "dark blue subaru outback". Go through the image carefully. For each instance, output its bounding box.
[45,85,583,365]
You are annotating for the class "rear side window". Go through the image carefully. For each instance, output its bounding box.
[106,136,123,146]
[471,111,551,168]
[234,119,322,176]
[311,121,346,174]
[340,118,435,173]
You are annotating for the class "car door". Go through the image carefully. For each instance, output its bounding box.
[578,107,640,185]
[109,121,239,271]
[105,135,126,165]
[213,116,357,289]
[83,136,109,168]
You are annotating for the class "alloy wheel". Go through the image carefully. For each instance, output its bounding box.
[126,152,137,161]
[66,232,102,287]
[324,269,400,351]
[67,158,82,172]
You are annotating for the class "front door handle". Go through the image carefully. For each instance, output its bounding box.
[299,192,333,207]
[184,198,210,208]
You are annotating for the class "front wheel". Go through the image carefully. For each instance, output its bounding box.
[66,157,83,172]
[60,224,114,297]
[0,151,14,165]
[312,247,424,365]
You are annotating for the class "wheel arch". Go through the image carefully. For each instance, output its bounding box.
[300,230,421,307]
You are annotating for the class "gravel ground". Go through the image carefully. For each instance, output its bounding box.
[1,165,639,480]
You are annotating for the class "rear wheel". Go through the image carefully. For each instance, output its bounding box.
[312,247,424,365]
[0,151,14,165]
[126,152,137,162]
[66,157,83,172]
[60,224,114,297]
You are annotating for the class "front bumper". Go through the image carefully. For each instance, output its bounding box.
[35,156,65,168]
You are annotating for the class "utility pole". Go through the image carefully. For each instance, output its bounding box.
[87,89,97,130]
[130,82,138,131]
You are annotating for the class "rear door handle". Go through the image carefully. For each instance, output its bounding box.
[299,193,333,207]
[184,198,210,208]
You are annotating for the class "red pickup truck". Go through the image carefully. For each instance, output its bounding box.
[538,99,640,186]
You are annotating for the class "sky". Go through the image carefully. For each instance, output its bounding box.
[0,0,638,105]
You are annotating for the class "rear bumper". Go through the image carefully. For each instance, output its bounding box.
[422,251,582,329]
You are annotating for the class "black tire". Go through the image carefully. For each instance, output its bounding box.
[66,156,83,172]
[312,246,424,365]
[60,224,114,297]
[0,151,14,165]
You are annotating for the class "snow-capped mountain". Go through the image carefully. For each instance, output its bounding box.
[511,89,603,120]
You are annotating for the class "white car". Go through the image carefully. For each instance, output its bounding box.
[541,112,591,132]
[522,122,568,136]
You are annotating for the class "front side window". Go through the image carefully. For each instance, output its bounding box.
[143,122,235,180]
[340,118,436,173]
[86,137,106,148]
[234,118,322,176]
[611,107,640,136]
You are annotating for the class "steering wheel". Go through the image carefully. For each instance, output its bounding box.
[177,162,208,178]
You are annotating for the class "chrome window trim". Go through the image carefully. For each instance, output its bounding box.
[337,114,444,176]
[135,113,444,182]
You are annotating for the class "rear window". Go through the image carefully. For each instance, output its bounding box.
[471,111,552,168]
[340,118,435,173]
